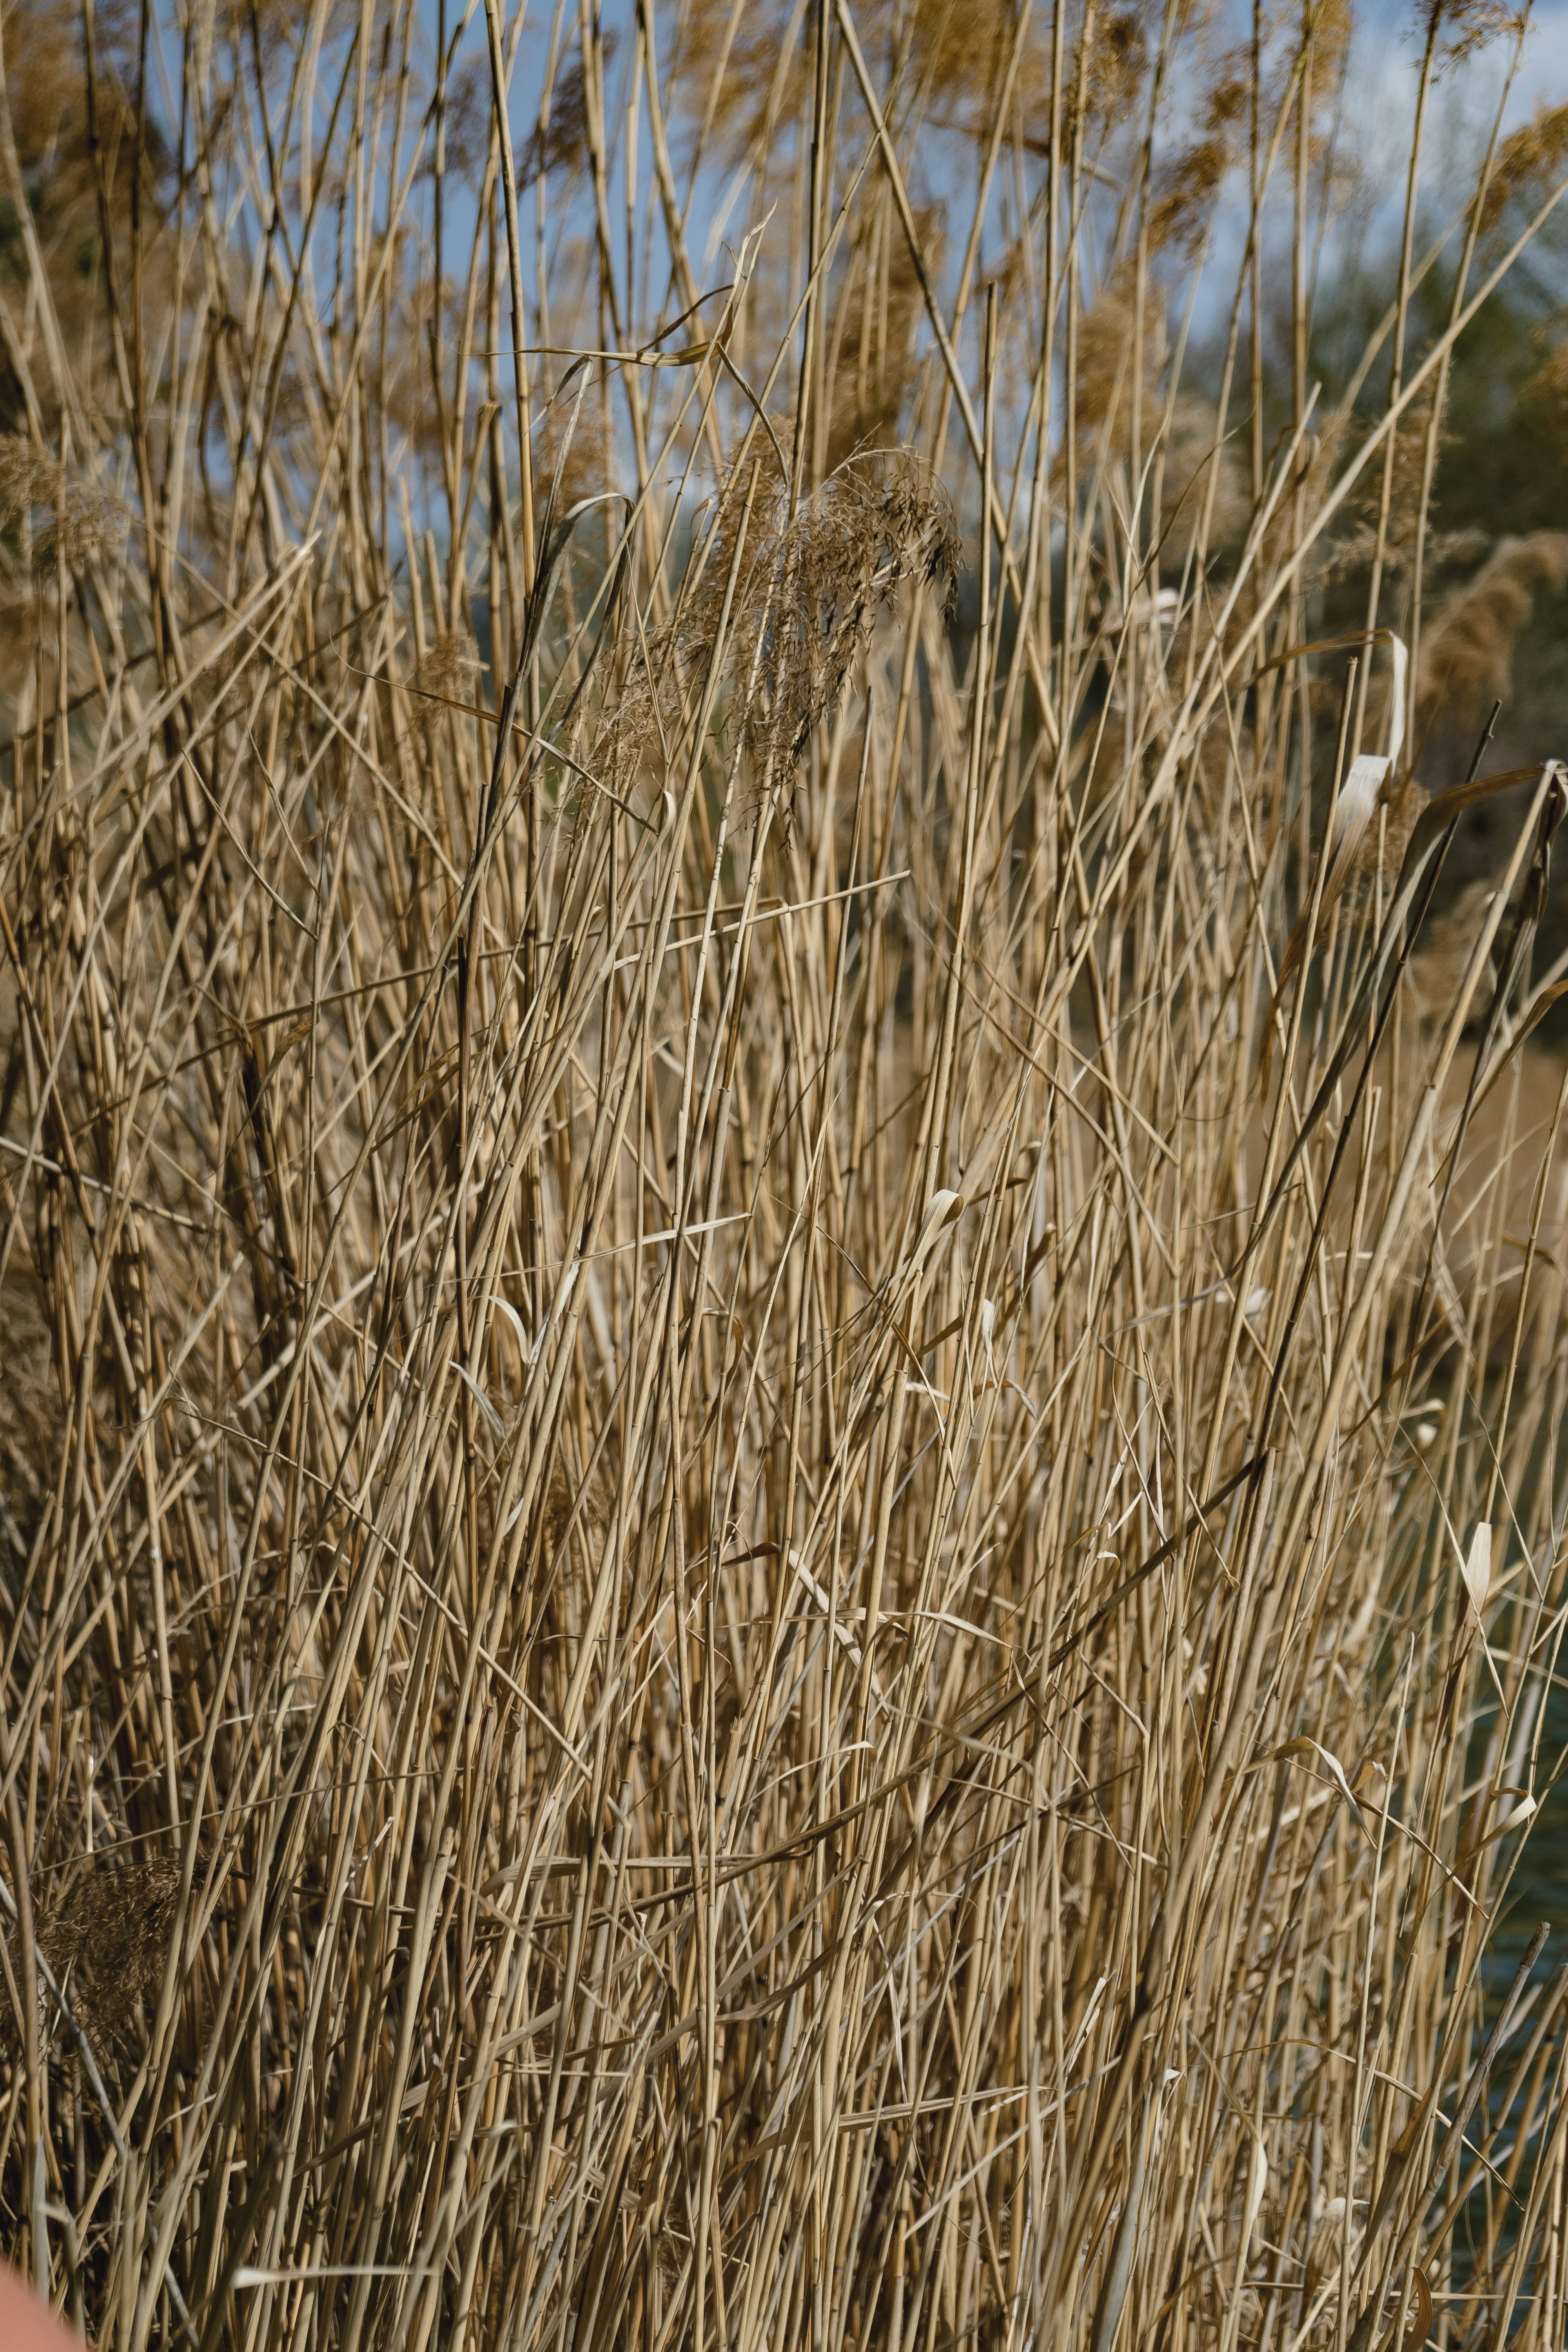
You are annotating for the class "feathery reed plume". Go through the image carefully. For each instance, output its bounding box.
[521,40,618,192]
[1435,0,1523,72]
[0,442,127,583]
[1160,394,1247,549]
[1417,530,1568,722]
[1521,339,1568,434]
[905,0,1055,133]
[600,454,956,797]
[824,215,934,470]
[1071,4,1147,135]
[1407,875,1499,1020]
[1148,70,1247,256]
[4,1858,182,2067]
[1334,396,1450,574]
[1480,97,1568,228]
[411,628,484,716]
[665,0,800,160]
[1075,273,1165,443]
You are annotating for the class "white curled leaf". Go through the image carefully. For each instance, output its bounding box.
[1265,633,1408,1054]
[1325,636,1407,871]
[1384,632,1409,770]
[1243,2132,1268,2244]
[911,1188,964,1271]
[790,1552,859,1661]
[487,1293,534,1365]
[1461,1521,1492,1625]
[1326,757,1382,884]
[1273,1737,1368,1838]
[789,1550,882,1698]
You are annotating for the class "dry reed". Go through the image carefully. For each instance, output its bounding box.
[2,0,1568,2348]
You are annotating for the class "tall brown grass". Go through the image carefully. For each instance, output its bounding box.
[3,0,1568,2347]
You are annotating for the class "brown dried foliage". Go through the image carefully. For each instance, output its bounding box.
[5,4,1568,2347]
[0,1264,55,1583]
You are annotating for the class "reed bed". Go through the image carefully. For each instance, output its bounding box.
[3,0,1568,2346]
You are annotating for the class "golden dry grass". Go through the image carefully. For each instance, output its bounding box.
[2,0,1568,2347]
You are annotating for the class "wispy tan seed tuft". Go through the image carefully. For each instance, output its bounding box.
[1480,99,1568,231]
[5,1857,183,2065]
[598,455,957,802]
[412,629,483,717]
[0,441,128,582]
[1417,531,1568,722]
[1407,877,1499,1021]
[824,214,935,473]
